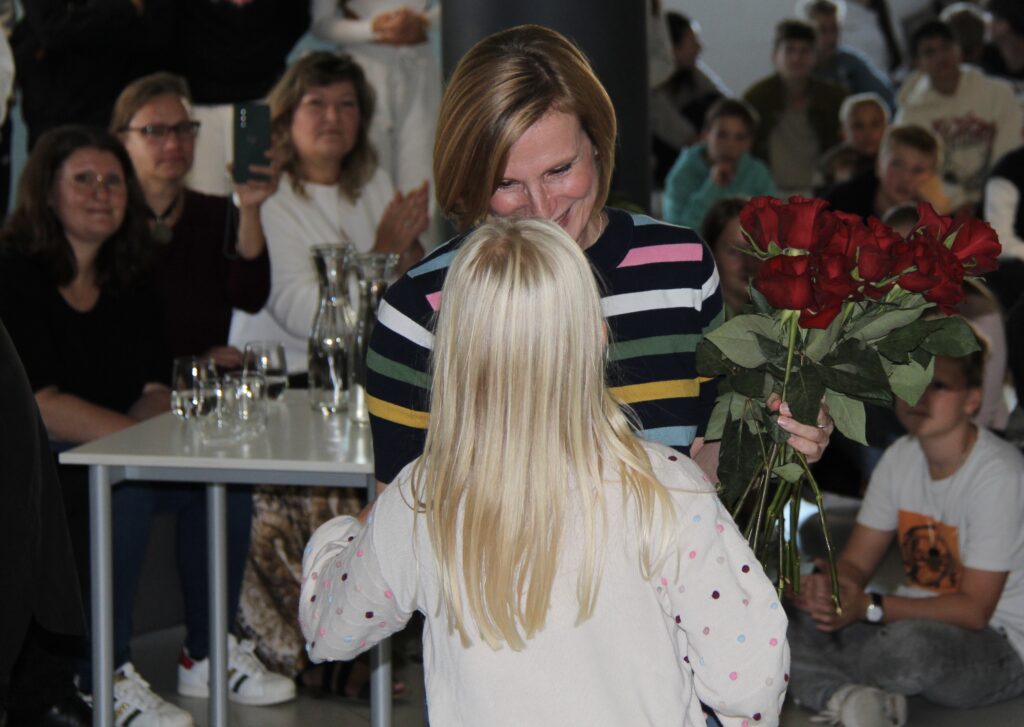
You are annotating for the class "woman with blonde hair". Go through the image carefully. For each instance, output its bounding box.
[301,217,789,725]
[367,24,832,491]
[228,50,427,373]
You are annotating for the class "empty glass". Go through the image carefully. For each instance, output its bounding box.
[170,356,218,420]
[243,341,288,401]
[194,374,268,443]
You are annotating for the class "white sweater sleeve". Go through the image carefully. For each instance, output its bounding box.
[260,190,323,341]
[300,489,416,662]
[984,176,1024,261]
[310,0,376,44]
[650,452,790,727]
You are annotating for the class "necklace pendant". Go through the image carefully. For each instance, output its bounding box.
[152,221,173,244]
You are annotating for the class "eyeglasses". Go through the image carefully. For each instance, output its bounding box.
[121,121,201,142]
[68,170,126,194]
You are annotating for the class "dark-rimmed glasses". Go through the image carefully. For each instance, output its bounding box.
[120,121,201,142]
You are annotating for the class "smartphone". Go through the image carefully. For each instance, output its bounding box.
[232,102,271,184]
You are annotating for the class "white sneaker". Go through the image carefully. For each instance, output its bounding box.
[177,634,296,706]
[112,662,194,727]
[811,684,908,727]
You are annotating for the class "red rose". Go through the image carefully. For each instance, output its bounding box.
[740,196,784,252]
[778,196,834,251]
[898,237,965,310]
[820,210,864,259]
[754,254,815,310]
[948,216,1001,273]
[916,201,953,241]
[814,252,860,306]
[799,303,842,329]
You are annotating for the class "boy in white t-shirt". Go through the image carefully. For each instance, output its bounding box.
[787,347,1024,726]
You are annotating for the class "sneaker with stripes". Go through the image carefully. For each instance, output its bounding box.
[176,634,295,706]
[113,662,194,727]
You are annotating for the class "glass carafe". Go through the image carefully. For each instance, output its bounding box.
[349,252,400,423]
[308,244,355,414]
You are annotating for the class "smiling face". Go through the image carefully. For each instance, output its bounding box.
[290,81,361,172]
[119,93,195,184]
[896,356,981,440]
[51,148,128,249]
[488,111,602,249]
[877,142,936,206]
[844,103,887,157]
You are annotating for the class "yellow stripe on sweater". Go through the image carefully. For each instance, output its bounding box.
[609,377,712,404]
[366,394,430,429]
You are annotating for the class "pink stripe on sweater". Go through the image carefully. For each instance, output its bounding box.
[426,291,442,310]
[618,243,703,268]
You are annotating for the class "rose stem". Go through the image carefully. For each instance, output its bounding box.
[796,452,842,614]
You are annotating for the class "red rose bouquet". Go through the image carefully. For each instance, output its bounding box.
[697,197,996,610]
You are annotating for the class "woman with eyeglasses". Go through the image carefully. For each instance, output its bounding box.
[112,71,273,370]
[0,125,191,723]
[229,50,428,376]
[108,73,297,711]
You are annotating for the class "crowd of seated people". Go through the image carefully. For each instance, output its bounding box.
[1,2,1023,726]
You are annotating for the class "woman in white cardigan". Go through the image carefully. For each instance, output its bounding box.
[229,51,427,375]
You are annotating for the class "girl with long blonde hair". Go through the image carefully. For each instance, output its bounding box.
[300,218,789,726]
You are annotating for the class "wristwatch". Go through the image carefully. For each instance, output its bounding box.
[864,591,885,624]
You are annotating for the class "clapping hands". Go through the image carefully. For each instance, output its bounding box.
[372,7,428,45]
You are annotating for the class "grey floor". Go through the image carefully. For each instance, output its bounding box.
[133,625,1023,726]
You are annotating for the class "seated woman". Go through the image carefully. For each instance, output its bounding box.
[300,217,790,725]
[111,71,272,367]
[229,50,428,374]
[0,126,185,724]
[230,50,426,689]
[110,72,294,708]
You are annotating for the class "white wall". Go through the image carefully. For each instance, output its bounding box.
[663,0,797,94]
[662,0,934,95]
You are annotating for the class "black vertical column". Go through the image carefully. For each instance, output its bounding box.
[440,2,650,210]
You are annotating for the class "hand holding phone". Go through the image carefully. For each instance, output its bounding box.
[233,102,272,184]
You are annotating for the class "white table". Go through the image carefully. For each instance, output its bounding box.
[60,390,393,727]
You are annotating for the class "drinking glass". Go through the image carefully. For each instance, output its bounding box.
[170,355,218,420]
[243,341,288,401]
[225,371,268,437]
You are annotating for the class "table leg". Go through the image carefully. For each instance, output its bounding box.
[89,466,114,727]
[370,639,393,727]
[207,483,229,726]
[367,476,392,727]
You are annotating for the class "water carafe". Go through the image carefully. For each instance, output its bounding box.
[308,244,355,413]
[348,252,399,423]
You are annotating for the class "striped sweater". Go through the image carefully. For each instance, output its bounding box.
[366,208,723,483]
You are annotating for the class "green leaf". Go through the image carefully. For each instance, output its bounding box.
[704,314,781,369]
[785,365,825,426]
[910,347,932,368]
[848,306,925,343]
[704,391,733,441]
[818,339,892,405]
[696,339,732,377]
[773,462,804,483]
[876,317,938,362]
[824,389,867,446]
[755,334,789,368]
[733,370,767,398]
[921,316,982,357]
[749,284,772,316]
[889,356,934,406]
[718,412,765,507]
[804,317,843,362]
